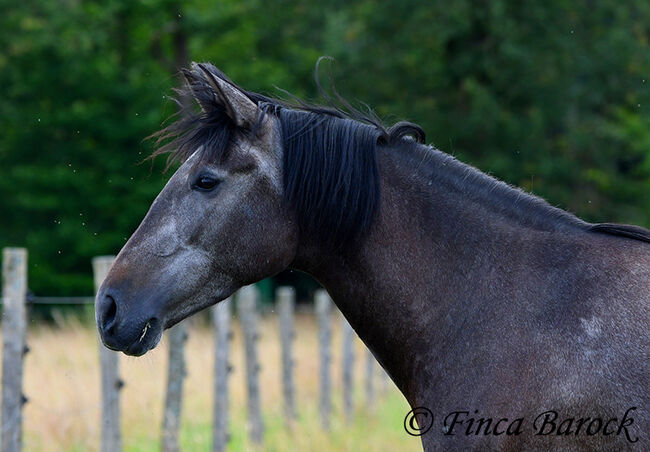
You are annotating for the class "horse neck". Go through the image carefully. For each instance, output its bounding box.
[291,142,586,404]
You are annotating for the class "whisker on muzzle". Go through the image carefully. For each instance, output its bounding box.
[138,321,150,343]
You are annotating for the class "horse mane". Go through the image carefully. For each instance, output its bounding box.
[148,62,425,249]
[588,223,650,243]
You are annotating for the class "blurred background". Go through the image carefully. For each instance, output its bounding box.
[1,1,649,450]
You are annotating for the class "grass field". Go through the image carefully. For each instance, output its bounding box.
[2,309,422,451]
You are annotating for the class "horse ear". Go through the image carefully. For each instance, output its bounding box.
[181,67,210,113]
[188,62,258,129]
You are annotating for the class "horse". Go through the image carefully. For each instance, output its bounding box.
[95,62,649,451]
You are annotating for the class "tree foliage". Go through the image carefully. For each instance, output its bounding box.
[1,0,649,295]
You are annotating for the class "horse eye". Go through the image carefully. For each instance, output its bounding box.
[192,176,220,191]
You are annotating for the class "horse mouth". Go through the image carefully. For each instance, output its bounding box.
[123,318,162,356]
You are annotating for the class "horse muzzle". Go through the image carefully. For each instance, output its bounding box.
[95,288,163,356]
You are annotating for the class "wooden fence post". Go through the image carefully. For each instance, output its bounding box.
[162,321,188,452]
[365,348,375,410]
[237,286,264,444]
[315,290,332,430]
[1,248,28,452]
[212,297,232,452]
[93,256,122,452]
[277,286,296,427]
[341,314,355,421]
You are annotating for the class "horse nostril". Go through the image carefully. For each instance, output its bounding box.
[100,294,118,333]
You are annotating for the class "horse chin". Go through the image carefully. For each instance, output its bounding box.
[122,319,164,357]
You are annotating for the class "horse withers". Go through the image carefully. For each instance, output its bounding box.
[96,62,649,451]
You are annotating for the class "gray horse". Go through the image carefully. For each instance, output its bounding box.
[96,62,649,451]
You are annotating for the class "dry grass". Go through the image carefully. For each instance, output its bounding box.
[1,310,422,451]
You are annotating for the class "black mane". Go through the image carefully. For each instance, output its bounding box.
[149,62,425,249]
[588,223,650,243]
